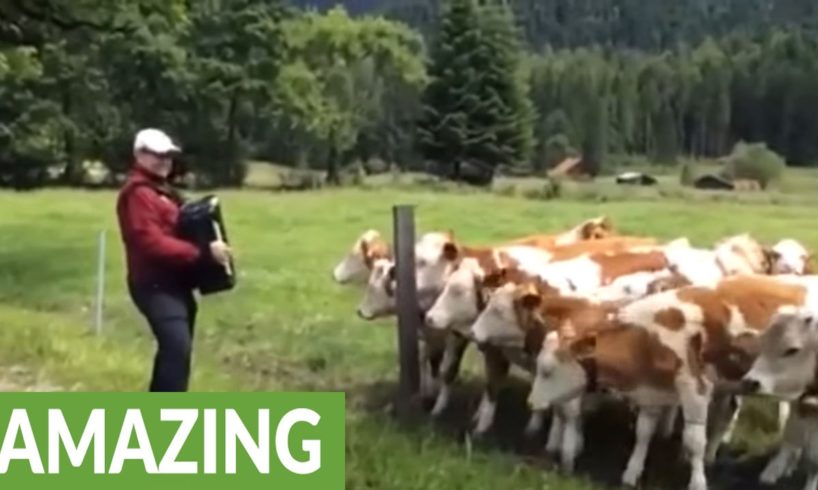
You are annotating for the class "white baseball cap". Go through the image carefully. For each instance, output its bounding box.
[133,128,182,154]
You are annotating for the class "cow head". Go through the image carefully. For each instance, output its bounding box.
[528,324,681,412]
[424,258,488,333]
[425,261,538,333]
[528,331,591,411]
[566,215,615,243]
[356,259,397,320]
[714,233,770,276]
[741,308,818,400]
[415,231,463,311]
[470,281,552,348]
[768,239,815,275]
[333,230,390,284]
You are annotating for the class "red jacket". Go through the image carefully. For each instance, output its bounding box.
[116,165,201,288]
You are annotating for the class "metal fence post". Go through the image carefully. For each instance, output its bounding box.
[94,229,106,335]
[393,205,421,417]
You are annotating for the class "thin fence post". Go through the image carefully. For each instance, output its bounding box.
[393,205,421,418]
[94,229,106,335]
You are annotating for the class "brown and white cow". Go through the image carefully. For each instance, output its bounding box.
[355,218,644,404]
[355,232,558,400]
[740,306,818,490]
[523,274,818,490]
[420,237,668,418]
[425,241,688,424]
[332,229,392,284]
[769,238,815,275]
[510,215,615,248]
[467,280,625,467]
[660,233,776,287]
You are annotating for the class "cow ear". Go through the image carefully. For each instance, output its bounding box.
[581,221,596,239]
[521,292,542,310]
[764,248,781,269]
[569,335,597,358]
[360,239,373,266]
[482,268,505,288]
[443,242,459,262]
[804,253,815,274]
[517,282,542,310]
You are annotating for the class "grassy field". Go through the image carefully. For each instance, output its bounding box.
[0,184,815,489]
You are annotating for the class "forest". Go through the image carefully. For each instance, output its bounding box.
[1,0,818,188]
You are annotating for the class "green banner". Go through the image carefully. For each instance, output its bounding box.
[0,392,344,489]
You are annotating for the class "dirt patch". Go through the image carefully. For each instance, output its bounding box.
[349,373,804,490]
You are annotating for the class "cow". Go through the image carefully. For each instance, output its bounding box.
[425,241,678,426]
[510,215,615,248]
[660,233,776,287]
[419,237,671,420]
[355,219,648,406]
[468,280,625,469]
[522,274,818,490]
[355,233,556,401]
[740,307,818,490]
[769,238,815,275]
[332,229,392,284]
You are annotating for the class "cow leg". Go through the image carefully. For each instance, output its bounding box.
[761,404,803,485]
[431,333,469,417]
[473,345,509,436]
[545,409,564,455]
[706,391,740,464]
[622,406,663,487]
[559,397,585,474]
[779,401,792,435]
[420,337,445,400]
[677,377,712,490]
[761,444,801,485]
[659,406,679,439]
[719,396,742,445]
[524,410,546,438]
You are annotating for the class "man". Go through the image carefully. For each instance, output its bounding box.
[116,128,231,391]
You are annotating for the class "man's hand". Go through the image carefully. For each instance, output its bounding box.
[209,240,232,266]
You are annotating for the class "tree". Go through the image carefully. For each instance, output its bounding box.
[274,6,426,184]
[417,0,533,184]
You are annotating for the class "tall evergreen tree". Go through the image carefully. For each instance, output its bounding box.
[417,0,533,183]
[478,0,535,169]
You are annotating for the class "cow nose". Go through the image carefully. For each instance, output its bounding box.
[740,378,761,395]
[424,313,436,328]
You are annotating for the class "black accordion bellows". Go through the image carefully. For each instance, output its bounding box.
[177,195,236,295]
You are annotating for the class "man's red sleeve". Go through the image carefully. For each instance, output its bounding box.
[121,186,202,264]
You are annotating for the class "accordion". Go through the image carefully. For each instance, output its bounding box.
[177,195,236,295]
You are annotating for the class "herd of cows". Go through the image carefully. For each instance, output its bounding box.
[331,216,818,490]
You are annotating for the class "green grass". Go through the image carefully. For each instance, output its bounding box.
[0,185,812,489]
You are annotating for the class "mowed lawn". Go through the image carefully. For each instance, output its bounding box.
[0,186,814,489]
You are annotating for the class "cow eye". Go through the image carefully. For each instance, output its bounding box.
[783,347,801,358]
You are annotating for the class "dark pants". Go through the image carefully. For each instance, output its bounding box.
[128,282,197,392]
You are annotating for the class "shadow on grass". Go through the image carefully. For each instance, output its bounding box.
[347,375,801,490]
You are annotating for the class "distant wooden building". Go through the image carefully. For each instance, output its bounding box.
[693,174,735,191]
[615,171,658,186]
[693,174,763,192]
[734,179,762,191]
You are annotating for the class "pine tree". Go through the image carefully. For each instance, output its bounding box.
[416,0,483,180]
[478,0,535,169]
[416,0,533,183]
